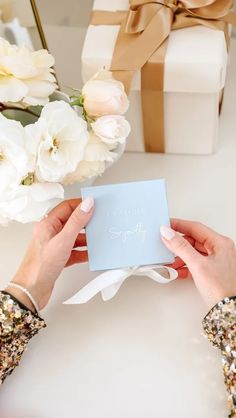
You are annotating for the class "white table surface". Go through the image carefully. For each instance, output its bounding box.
[0,41,236,418]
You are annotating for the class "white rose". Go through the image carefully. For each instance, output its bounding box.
[82,70,129,117]
[62,133,116,185]
[84,133,117,162]
[29,101,88,183]
[63,160,106,185]
[0,113,33,193]
[91,115,131,145]
[0,182,64,224]
[0,37,56,105]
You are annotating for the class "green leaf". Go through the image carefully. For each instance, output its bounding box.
[27,105,43,117]
[1,110,16,121]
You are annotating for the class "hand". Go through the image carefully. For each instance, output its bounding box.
[160,220,236,309]
[5,197,94,311]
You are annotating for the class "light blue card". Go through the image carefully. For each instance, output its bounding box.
[81,179,174,271]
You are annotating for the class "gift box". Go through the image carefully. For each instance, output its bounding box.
[81,0,236,154]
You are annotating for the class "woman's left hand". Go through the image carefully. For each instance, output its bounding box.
[5,197,94,311]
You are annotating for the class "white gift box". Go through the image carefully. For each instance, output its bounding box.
[82,0,228,154]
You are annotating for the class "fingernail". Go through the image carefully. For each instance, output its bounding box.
[80,197,94,213]
[160,225,175,241]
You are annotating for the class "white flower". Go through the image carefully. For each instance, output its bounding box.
[82,70,129,117]
[62,133,116,185]
[28,101,88,183]
[0,182,64,224]
[0,37,57,105]
[0,113,33,193]
[63,160,106,185]
[91,115,131,145]
[84,133,117,162]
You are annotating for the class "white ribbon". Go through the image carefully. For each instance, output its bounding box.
[63,265,178,305]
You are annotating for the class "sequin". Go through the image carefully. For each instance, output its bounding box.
[0,291,46,384]
[1,290,236,418]
[203,296,236,418]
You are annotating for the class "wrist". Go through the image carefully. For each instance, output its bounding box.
[10,269,52,311]
[10,267,43,310]
[4,285,37,313]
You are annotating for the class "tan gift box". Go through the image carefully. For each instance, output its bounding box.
[82,0,235,154]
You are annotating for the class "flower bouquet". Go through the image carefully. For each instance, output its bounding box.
[0,37,130,224]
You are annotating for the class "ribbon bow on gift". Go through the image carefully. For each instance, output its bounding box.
[64,265,178,304]
[91,0,236,152]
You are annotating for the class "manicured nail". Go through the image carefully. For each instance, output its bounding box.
[80,197,94,213]
[160,225,175,240]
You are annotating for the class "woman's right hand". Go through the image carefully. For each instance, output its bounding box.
[160,220,236,309]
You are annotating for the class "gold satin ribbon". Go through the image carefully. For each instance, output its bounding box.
[91,1,236,153]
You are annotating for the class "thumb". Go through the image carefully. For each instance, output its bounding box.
[160,225,202,267]
[59,197,94,246]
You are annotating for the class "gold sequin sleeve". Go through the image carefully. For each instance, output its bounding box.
[0,291,46,384]
[203,296,236,418]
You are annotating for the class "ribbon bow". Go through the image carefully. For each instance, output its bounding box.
[91,0,236,152]
[112,0,234,80]
[126,0,235,34]
[63,265,178,304]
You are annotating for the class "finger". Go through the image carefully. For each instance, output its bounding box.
[194,240,209,255]
[65,250,88,267]
[185,235,208,254]
[48,199,82,223]
[177,267,192,280]
[167,240,208,270]
[38,199,82,239]
[59,197,94,246]
[165,236,194,269]
[168,256,185,269]
[160,225,203,267]
[170,219,223,249]
[185,235,195,246]
[73,233,87,248]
